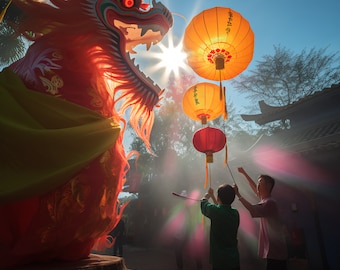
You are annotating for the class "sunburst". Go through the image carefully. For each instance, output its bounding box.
[133,31,191,87]
[152,32,188,78]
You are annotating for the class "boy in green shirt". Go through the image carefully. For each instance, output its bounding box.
[201,184,240,270]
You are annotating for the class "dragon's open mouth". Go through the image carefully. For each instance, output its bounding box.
[95,0,173,110]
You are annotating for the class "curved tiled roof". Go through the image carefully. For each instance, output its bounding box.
[240,83,340,164]
[241,83,340,125]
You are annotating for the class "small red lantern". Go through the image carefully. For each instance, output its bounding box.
[193,127,226,187]
[193,127,226,162]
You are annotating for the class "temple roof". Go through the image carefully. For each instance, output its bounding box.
[241,83,340,125]
[275,120,340,153]
[240,83,340,169]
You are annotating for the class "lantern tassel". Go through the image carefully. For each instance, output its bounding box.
[201,214,205,226]
[223,86,228,120]
[219,73,223,100]
[224,144,228,164]
[204,160,209,189]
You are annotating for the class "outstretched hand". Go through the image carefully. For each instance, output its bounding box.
[238,167,246,174]
[232,184,241,198]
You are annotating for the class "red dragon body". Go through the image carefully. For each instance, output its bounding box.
[0,0,173,267]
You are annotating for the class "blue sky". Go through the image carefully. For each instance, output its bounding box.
[136,0,340,110]
[2,0,339,110]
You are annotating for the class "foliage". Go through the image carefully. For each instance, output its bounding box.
[232,46,340,107]
[0,21,26,66]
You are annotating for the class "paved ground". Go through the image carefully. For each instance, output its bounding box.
[121,245,211,270]
[101,244,267,270]
[120,247,310,270]
[14,243,308,270]
[15,247,309,270]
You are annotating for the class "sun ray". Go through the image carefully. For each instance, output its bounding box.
[152,32,188,78]
[132,31,192,87]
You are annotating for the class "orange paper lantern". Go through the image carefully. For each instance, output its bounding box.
[183,7,254,81]
[182,82,227,124]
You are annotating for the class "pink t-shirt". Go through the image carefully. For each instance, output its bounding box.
[251,198,288,260]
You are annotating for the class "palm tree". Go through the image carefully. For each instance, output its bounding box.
[0,1,26,67]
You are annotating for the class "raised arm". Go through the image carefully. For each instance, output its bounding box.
[233,184,256,217]
[237,167,257,195]
[208,187,218,205]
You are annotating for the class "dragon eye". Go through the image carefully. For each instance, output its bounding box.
[123,0,134,8]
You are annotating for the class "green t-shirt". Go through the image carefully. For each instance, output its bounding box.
[201,199,240,269]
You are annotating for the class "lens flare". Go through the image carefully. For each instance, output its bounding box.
[253,145,332,183]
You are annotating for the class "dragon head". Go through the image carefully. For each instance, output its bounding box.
[90,0,174,147]
[92,0,173,95]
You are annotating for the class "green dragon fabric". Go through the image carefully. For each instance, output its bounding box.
[0,68,120,204]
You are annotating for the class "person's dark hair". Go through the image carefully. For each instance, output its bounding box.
[260,174,275,192]
[217,184,235,205]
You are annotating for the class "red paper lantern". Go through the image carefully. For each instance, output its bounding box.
[193,126,226,188]
[193,127,226,163]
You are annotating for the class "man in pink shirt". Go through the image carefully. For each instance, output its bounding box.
[233,167,288,270]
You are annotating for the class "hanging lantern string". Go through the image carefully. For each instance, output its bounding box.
[227,163,236,185]
[209,163,212,188]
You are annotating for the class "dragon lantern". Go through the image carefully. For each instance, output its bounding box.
[0,0,173,268]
